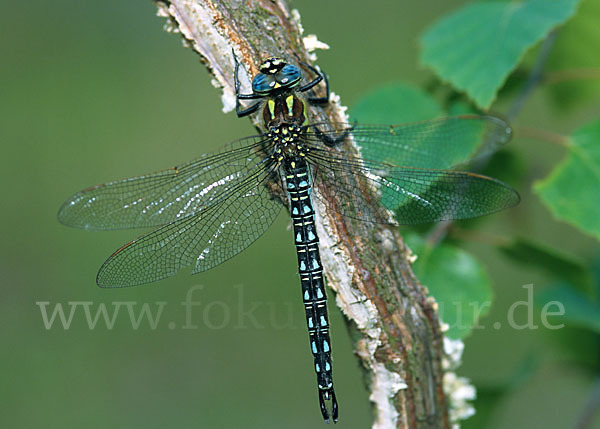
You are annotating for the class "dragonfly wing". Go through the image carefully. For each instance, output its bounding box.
[304,115,512,170]
[58,135,271,230]
[96,160,282,287]
[307,150,519,225]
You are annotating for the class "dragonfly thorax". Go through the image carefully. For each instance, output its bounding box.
[262,94,306,129]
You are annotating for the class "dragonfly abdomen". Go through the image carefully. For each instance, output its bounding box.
[284,156,338,423]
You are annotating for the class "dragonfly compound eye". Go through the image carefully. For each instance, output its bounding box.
[277,64,302,87]
[252,73,276,95]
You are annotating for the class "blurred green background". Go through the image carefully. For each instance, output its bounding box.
[2,1,599,428]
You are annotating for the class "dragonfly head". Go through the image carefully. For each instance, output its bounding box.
[252,57,302,96]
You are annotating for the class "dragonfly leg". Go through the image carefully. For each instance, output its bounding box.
[313,122,356,147]
[298,61,330,105]
[233,49,264,117]
[236,101,261,118]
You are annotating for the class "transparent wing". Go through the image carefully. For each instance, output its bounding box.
[58,135,271,230]
[96,159,282,287]
[306,148,519,225]
[303,115,512,170]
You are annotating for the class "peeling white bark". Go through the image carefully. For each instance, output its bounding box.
[442,337,476,427]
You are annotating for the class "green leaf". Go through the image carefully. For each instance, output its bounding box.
[446,100,477,116]
[420,0,580,109]
[349,82,443,124]
[594,256,600,297]
[534,119,600,240]
[546,0,600,109]
[405,232,492,339]
[536,283,600,333]
[499,238,589,286]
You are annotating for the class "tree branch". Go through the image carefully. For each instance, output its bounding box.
[154,1,449,427]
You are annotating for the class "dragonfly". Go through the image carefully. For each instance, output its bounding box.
[58,53,520,423]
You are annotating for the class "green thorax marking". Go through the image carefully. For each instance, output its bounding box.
[263,94,307,129]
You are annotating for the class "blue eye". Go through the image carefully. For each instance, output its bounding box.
[279,64,301,85]
[252,73,275,94]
